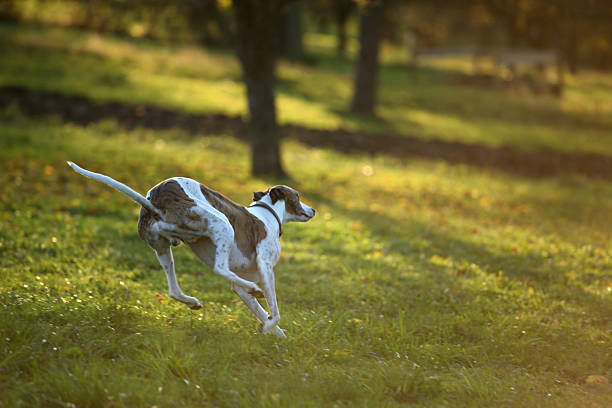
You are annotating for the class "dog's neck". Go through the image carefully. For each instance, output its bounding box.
[249,196,286,237]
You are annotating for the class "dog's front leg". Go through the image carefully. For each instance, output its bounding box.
[232,284,286,338]
[257,260,282,335]
[155,247,202,310]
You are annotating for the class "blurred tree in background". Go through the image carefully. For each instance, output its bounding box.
[232,0,288,177]
[309,0,356,58]
[279,2,304,61]
[331,0,356,58]
[350,0,385,115]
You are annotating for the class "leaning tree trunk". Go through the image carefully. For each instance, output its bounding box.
[281,2,304,61]
[337,16,348,57]
[233,0,286,177]
[350,3,384,115]
[333,0,354,58]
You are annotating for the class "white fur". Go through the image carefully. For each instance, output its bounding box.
[68,161,162,218]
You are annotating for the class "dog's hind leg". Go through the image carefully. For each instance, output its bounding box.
[155,247,202,310]
[232,283,286,338]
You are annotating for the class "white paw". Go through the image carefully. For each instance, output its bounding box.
[262,317,280,334]
[183,296,202,310]
[170,293,202,310]
[274,326,287,338]
[188,299,202,310]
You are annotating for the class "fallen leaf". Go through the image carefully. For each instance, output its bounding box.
[586,375,609,385]
[372,251,384,259]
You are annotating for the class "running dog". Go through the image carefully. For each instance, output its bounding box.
[67,162,315,337]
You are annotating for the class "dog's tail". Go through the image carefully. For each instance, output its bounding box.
[67,161,162,218]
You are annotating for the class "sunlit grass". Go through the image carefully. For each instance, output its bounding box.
[1,108,611,407]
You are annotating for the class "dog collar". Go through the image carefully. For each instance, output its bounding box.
[249,202,282,237]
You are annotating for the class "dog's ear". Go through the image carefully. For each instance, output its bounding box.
[269,186,284,203]
[253,191,265,201]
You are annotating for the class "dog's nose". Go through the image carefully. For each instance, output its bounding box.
[312,209,316,216]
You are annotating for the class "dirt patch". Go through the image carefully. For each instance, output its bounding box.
[1,85,611,181]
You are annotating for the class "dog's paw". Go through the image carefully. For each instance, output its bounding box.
[259,321,285,337]
[274,326,287,338]
[262,317,280,334]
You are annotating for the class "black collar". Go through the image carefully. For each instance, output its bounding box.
[249,202,283,237]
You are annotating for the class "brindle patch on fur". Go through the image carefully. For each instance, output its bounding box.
[138,180,207,252]
[200,184,267,258]
[149,179,205,230]
[269,185,303,216]
[137,206,172,252]
[137,207,156,242]
[150,179,196,211]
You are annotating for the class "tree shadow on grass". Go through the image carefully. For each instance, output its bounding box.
[1,85,611,182]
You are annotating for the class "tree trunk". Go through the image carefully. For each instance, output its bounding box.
[351,3,384,115]
[233,0,286,177]
[0,0,20,21]
[333,0,353,58]
[336,12,348,57]
[281,3,304,60]
[566,17,579,74]
[244,70,284,176]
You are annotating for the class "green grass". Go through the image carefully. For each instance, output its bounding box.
[1,22,611,407]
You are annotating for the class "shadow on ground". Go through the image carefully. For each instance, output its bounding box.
[1,85,611,181]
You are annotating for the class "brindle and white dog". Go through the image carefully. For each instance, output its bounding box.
[67,162,315,337]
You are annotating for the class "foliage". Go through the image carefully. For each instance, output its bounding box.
[457,0,612,71]
[0,0,232,46]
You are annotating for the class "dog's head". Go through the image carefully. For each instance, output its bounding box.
[253,185,315,223]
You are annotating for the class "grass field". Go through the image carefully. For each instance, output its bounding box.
[1,22,611,407]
